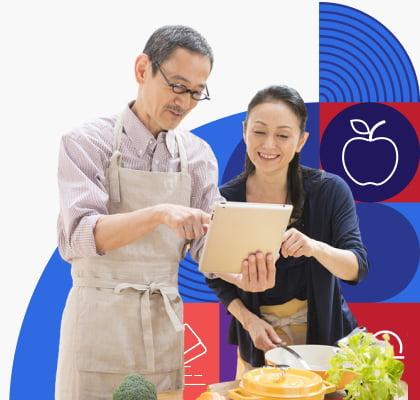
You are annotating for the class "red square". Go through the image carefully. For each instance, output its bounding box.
[320,103,419,202]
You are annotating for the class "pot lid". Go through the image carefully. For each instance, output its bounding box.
[241,367,325,398]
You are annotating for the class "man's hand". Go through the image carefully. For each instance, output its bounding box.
[217,252,276,292]
[245,314,283,352]
[156,204,210,240]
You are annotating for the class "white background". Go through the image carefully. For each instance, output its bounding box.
[0,0,418,397]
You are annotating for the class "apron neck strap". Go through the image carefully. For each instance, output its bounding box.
[108,113,125,203]
[113,113,125,154]
[174,132,188,174]
[108,113,189,203]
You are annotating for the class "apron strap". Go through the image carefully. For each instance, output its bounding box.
[174,132,188,174]
[113,282,183,372]
[108,150,122,202]
[72,277,183,372]
[261,305,308,329]
[108,118,189,203]
[114,114,125,152]
[108,113,125,203]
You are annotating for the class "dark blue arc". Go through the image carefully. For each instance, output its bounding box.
[320,59,362,99]
[320,48,371,101]
[178,281,217,298]
[320,94,329,102]
[320,65,356,99]
[320,2,420,101]
[320,39,379,101]
[321,76,347,101]
[181,293,218,303]
[179,263,205,277]
[320,51,368,99]
[321,20,396,99]
[319,85,338,102]
[323,11,412,99]
[320,26,387,100]
[178,271,210,287]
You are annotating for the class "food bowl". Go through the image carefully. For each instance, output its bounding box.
[265,345,356,390]
[228,367,336,400]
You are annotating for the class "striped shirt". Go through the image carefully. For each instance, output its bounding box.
[57,102,224,262]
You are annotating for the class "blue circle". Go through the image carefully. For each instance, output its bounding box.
[342,203,419,302]
[320,103,418,202]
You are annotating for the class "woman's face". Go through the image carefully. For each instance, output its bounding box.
[244,101,308,175]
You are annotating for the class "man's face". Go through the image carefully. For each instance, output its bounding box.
[136,48,211,135]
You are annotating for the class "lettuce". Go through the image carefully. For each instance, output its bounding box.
[327,332,404,400]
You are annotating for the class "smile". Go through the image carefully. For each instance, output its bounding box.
[258,152,280,160]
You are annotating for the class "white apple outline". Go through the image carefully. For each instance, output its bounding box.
[342,119,399,186]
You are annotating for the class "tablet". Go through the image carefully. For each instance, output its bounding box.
[199,201,293,274]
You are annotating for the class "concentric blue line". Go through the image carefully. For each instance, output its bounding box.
[181,292,218,303]
[321,76,347,101]
[320,2,420,101]
[179,263,205,277]
[320,60,362,99]
[178,271,208,286]
[320,85,338,102]
[320,44,372,100]
[321,20,395,99]
[320,26,387,99]
[325,11,409,99]
[321,39,380,100]
[178,281,214,295]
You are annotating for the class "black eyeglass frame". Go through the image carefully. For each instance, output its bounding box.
[156,63,211,101]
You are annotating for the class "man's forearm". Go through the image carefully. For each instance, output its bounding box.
[94,205,163,253]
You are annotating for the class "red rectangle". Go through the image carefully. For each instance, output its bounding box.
[184,303,220,400]
[350,303,416,397]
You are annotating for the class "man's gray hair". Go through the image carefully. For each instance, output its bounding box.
[143,25,214,74]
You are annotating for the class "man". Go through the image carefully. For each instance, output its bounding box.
[56,25,275,399]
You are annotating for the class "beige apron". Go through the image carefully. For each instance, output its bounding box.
[236,299,308,379]
[56,114,191,399]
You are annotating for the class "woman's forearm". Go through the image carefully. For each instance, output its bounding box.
[311,240,359,281]
[227,298,259,330]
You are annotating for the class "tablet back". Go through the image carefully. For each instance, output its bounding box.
[199,201,293,274]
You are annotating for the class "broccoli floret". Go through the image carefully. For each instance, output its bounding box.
[113,374,157,400]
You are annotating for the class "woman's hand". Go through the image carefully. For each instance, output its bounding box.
[281,228,317,258]
[217,252,276,292]
[281,228,359,281]
[245,314,283,352]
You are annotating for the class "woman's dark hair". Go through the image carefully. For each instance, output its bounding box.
[242,85,308,219]
[143,25,214,74]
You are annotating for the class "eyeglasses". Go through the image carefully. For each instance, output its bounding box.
[156,63,210,101]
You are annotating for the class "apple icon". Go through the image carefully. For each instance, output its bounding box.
[341,119,399,186]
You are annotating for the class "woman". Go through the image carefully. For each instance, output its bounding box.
[206,85,368,378]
